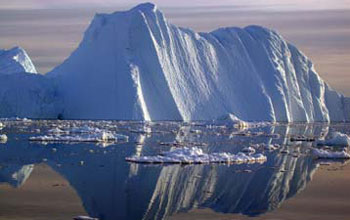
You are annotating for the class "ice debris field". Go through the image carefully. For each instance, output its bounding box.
[0,3,349,123]
[126,147,267,164]
[1,118,350,164]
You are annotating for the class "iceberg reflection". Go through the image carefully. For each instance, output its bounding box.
[0,122,341,219]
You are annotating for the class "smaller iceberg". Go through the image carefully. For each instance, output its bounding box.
[316,132,350,146]
[125,147,266,164]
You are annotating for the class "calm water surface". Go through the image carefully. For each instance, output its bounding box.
[0,120,349,220]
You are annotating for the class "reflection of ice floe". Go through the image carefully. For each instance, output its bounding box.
[126,147,266,164]
[29,132,128,143]
[11,164,34,187]
[129,126,152,135]
[230,131,280,139]
[316,132,350,146]
[311,148,350,159]
[0,120,347,220]
[290,135,315,142]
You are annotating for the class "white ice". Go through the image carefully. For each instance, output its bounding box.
[0,134,7,143]
[0,3,349,122]
[48,3,350,122]
[316,132,350,146]
[125,147,267,164]
[312,148,350,159]
[29,131,128,143]
[241,146,256,154]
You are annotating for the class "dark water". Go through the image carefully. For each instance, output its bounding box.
[0,119,349,220]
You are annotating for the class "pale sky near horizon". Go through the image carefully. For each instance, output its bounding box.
[0,0,349,95]
[2,0,350,10]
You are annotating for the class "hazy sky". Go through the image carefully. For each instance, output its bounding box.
[2,0,350,10]
[0,1,349,96]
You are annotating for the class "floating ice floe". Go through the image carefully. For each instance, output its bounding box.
[241,146,256,154]
[0,134,7,143]
[264,144,279,151]
[312,148,350,159]
[217,114,249,129]
[69,126,103,134]
[48,127,68,134]
[29,132,128,143]
[125,147,266,164]
[316,132,350,146]
[48,125,105,135]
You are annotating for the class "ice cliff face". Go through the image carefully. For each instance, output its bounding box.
[1,3,349,121]
[0,47,59,118]
[47,3,349,122]
[0,47,37,74]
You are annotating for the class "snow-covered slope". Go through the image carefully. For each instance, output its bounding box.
[48,3,349,122]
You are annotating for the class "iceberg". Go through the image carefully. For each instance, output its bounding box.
[47,3,350,122]
[1,3,349,122]
[0,47,60,119]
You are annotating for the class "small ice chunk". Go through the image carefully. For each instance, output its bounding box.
[264,144,278,151]
[312,148,350,159]
[126,147,266,164]
[217,113,249,129]
[0,134,7,143]
[316,132,350,146]
[48,127,67,134]
[241,146,256,154]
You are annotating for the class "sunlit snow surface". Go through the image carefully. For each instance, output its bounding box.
[47,3,350,122]
[0,119,350,220]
